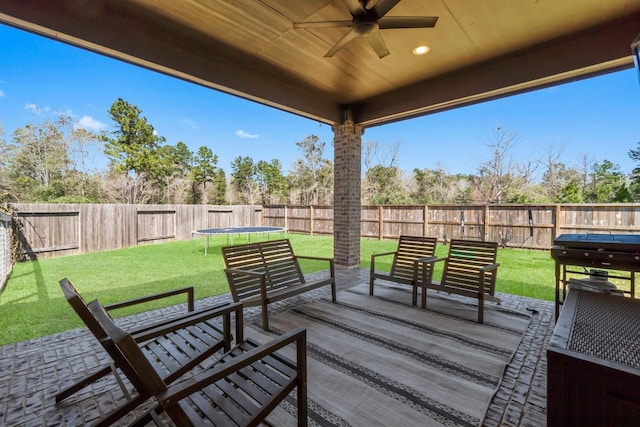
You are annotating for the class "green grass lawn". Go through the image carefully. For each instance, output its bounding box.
[0,233,557,346]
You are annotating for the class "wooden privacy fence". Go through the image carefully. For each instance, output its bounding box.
[7,203,640,260]
[262,204,640,250]
[10,203,262,259]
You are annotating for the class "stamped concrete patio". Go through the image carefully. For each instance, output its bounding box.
[0,268,554,426]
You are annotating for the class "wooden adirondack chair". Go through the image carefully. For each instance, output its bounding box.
[57,278,241,425]
[88,299,308,427]
[419,239,500,323]
[369,235,438,306]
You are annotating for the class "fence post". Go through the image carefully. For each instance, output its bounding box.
[310,205,314,236]
[378,205,384,240]
[0,211,12,291]
[482,204,490,242]
[284,205,288,231]
[554,205,562,240]
[423,205,429,238]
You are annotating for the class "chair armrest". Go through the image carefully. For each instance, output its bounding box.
[130,302,243,343]
[413,256,441,272]
[127,300,235,335]
[419,256,446,266]
[478,263,500,296]
[295,255,333,262]
[480,262,500,272]
[417,256,446,283]
[104,286,195,313]
[370,251,397,260]
[294,255,335,278]
[158,328,307,402]
[371,251,398,258]
[370,251,397,271]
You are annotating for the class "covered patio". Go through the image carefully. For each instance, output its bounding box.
[0,268,554,426]
[1,0,639,269]
[0,1,639,425]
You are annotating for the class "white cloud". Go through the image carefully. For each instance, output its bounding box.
[0,90,4,97]
[24,103,39,114]
[236,129,259,139]
[75,115,106,131]
[24,103,51,115]
[181,118,198,129]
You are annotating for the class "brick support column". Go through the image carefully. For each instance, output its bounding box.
[332,119,363,269]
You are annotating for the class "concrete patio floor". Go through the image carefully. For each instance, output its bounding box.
[0,268,554,426]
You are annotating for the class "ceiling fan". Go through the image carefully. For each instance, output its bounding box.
[293,0,438,58]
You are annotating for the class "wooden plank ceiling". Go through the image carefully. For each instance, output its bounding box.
[1,0,640,127]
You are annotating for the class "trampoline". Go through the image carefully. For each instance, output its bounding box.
[191,226,287,255]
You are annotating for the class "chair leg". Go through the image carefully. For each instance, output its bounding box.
[421,286,427,309]
[297,332,308,427]
[55,365,113,403]
[262,302,269,331]
[411,284,418,306]
[369,266,375,295]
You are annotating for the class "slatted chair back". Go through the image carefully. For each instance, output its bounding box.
[59,279,151,391]
[261,238,306,287]
[441,239,499,297]
[60,278,110,340]
[370,235,438,306]
[60,279,150,399]
[389,236,438,283]
[420,239,500,324]
[223,239,305,301]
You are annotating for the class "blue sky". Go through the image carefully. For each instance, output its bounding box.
[2,23,640,179]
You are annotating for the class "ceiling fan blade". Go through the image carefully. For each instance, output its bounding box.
[367,31,390,58]
[293,20,352,29]
[343,0,366,16]
[378,16,438,29]
[371,0,401,18]
[363,0,381,9]
[325,29,359,57]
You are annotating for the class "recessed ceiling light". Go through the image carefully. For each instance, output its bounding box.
[412,45,430,55]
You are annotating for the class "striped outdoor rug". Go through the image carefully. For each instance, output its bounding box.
[246,283,531,427]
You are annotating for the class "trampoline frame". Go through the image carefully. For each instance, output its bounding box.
[191,226,288,255]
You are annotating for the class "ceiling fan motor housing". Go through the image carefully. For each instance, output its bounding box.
[354,15,379,36]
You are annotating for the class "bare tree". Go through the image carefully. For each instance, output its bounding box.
[540,143,565,200]
[474,127,517,203]
[362,140,404,204]
[101,172,157,204]
[473,127,541,203]
[579,153,595,195]
[69,127,103,200]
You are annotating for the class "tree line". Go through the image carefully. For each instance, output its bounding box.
[2,99,640,206]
